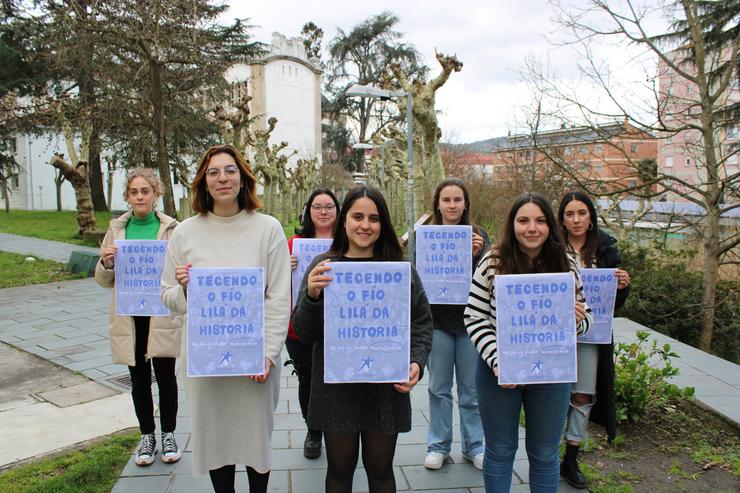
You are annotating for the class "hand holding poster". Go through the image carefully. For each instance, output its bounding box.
[292,238,332,307]
[323,262,410,383]
[114,240,169,316]
[578,268,617,344]
[187,267,265,377]
[495,272,576,385]
[415,225,472,304]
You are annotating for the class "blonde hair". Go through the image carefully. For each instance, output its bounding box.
[123,168,162,200]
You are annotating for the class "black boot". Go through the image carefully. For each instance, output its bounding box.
[303,429,322,459]
[560,443,587,489]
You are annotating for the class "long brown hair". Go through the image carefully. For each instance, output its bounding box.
[432,177,472,226]
[329,186,403,261]
[492,192,569,275]
[191,144,262,214]
[558,191,599,265]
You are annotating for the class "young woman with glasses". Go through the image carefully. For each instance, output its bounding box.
[286,188,340,459]
[161,144,291,493]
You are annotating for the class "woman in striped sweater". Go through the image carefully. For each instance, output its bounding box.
[464,192,592,493]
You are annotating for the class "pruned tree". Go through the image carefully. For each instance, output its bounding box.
[523,0,739,351]
[391,52,463,216]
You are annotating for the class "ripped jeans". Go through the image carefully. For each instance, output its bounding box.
[565,342,599,444]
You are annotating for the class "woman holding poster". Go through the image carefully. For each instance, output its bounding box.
[287,188,340,459]
[292,186,433,493]
[557,191,630,489]
[161,144,291,493]
[465,192,593,493]
[424,178,489,471]
[95,168,182,466]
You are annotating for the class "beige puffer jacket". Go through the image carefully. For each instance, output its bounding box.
[94,210,182,366]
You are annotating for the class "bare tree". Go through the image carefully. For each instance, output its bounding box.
[523,0,739,351]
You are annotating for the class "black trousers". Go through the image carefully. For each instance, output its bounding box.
[129,316,178,434]
[285,336,313,424]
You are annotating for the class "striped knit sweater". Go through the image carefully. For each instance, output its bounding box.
[464,251,592,371]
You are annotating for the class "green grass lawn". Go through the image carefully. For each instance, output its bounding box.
[0,211,300,247]
[0,210,112,247]
[0,251,87,288]
[0,431,138,493]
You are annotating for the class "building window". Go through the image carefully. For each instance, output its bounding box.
[564,146,573,156]
[630,143,638,153]
[665,156,674,167]
[594,144,603,153]
[11,173,19,188]
[578,145,588,154]
[526,150,533,159]
[728,126,739,140]
[594,163,603,173]
[685,158,691,167]
[686,84,692,94]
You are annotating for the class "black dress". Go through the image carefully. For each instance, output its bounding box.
[291,254,433,434]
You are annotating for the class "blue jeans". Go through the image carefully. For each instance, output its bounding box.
[426,329,484,457]
[476,358,570,493]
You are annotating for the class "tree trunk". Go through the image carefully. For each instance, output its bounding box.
[150,61,176,216]
[88,127,108,211]
[55,168,64,211]
[1,178,9,213]
[49,154,96,234]
[699,208,719,351]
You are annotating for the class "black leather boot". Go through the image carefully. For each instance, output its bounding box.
[560,443,587,489]
[303,429,322,459]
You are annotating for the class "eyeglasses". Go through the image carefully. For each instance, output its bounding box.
[206,165,239,177]
[311,204,336,212]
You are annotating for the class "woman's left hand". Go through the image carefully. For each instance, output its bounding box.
[472,233,484,256]
[394,362,421,393]
[248,357,274,383]
[615,268,630,289]
[575,301,587,324]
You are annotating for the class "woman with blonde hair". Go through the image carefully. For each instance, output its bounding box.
[95,167,182,466]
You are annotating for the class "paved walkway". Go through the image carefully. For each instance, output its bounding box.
[1,234,738,491]
[0,232,99,263]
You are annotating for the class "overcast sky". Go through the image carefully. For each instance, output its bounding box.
[225,1,665,144]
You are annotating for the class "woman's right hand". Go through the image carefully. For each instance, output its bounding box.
[101,245,117,269]
[175,263,192,295]
[494,367,517,389]
[290,255,298,271]
[307,260,333,299]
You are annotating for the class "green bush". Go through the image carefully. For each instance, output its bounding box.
[618,242,739,363]
[614,330,695,423]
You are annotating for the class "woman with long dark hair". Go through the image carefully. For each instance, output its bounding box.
[287,188,340,458]
[557,191,630,490]
[465,192,593,493]
[292,186,433,493]
[424,178,488,471]
[161,144,291,493]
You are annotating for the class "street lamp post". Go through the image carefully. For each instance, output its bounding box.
[351,139,395,194]
[347,84,415,263]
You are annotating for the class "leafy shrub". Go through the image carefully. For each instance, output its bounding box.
[618,242,739,363]
[614,330,695,423]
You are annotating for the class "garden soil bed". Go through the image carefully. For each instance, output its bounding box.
[581,399,739,492]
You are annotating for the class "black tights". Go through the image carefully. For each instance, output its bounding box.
[324,430,398,493]
[208,465,270,493]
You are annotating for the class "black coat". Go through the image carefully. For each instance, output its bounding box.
[291,254,433,434]
[589,230,630,442]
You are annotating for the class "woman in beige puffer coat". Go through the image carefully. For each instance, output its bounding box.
[95,168,182,467]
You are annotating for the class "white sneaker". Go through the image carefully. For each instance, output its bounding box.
[464,452,484,470]
[424,451,449,470]
[134,433,156,466]
[161,432,182,464]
